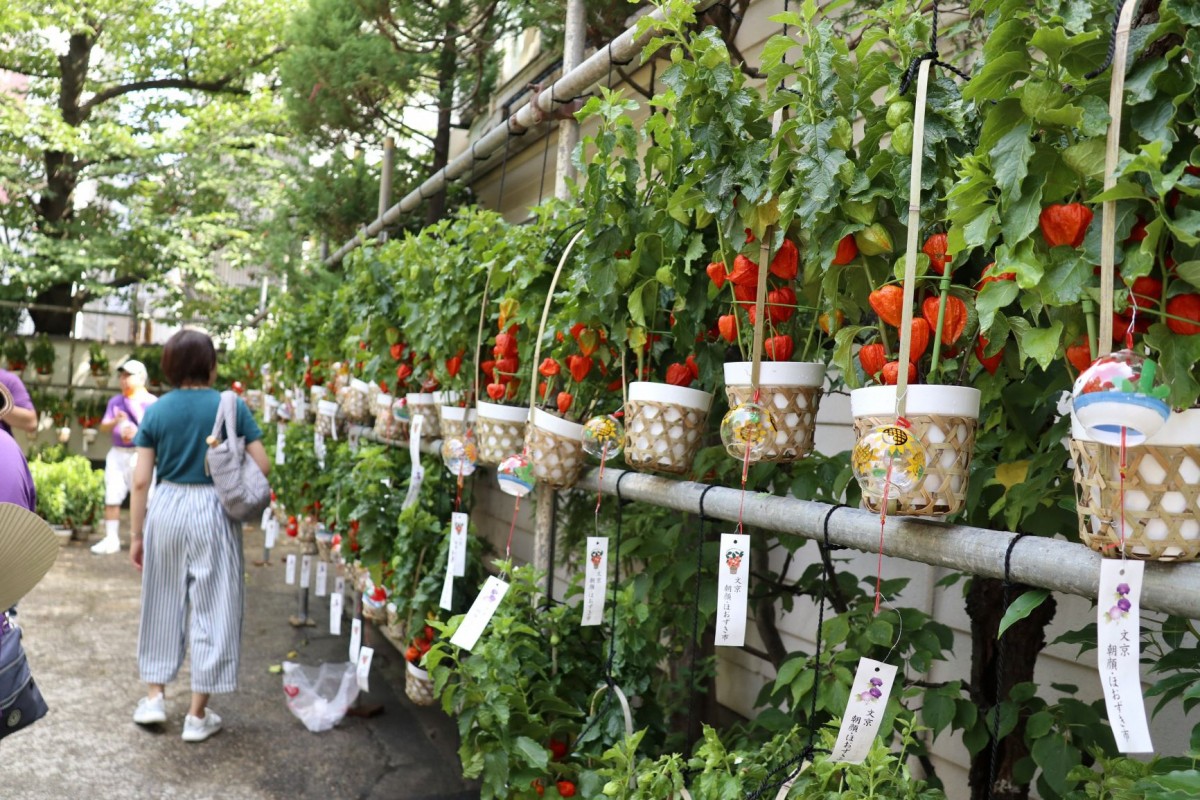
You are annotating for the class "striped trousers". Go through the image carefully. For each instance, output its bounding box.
[138,482,244,693]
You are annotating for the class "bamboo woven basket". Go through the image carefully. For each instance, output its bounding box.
[1070,412,1200,561]
[525,408,586,489]
[624,381,713,475]
[339,379,372,423]
[405,662,437,707]
[438,405,476,440]
[851,386,979,517]
[405,393,441,439]
[724,362,824,463]
[475,401,527,466]
[373,394,401,440]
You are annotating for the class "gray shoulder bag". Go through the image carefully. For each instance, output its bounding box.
[206,390,271,522]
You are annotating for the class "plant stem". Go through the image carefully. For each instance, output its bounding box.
[928,273,952,384]
[1082,298,1098,359]
[861,257,893,357]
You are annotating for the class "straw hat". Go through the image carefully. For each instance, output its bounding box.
[0,381,12,417]
[0,503,58,611]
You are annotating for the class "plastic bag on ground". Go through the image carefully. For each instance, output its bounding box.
[282,661,360,733]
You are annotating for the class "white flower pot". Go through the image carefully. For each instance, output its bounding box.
[438,403,477,440]
[624,381,714,475]
[406,392,440,438]
[723,362,825,462]
[850,385,981,517]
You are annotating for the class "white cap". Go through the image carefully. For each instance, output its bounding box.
[117,359,148,381]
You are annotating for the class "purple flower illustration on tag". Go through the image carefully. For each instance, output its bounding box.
[856,676,884,702]
[1106,582,1132,622]
[725,549,744,574]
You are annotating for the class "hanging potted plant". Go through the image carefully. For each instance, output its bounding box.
[4,336,27,376]
[30,333,55,384]
[77,395,103,451]
[88,342,110,388]
[475,297,531,465]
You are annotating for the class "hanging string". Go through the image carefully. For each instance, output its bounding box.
[1085,0,1130,80]
[899,0,972,94]
[986,533,1029,800]
[503,496,521,566]
[686,485,718,750]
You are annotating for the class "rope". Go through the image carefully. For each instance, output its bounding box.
[986,533,1029,800]
[898,1,972,94]
[1085,0,1129,80]
[686,485,719,748]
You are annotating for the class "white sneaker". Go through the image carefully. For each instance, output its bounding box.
[133,694,167,725]
[181,709,222,742]
[91,536,121,555]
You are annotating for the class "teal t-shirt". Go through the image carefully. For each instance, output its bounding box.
[134,389,262,484]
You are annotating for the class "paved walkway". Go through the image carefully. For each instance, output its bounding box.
[1,524,478,800]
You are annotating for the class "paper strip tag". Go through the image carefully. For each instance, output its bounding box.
[349,618,362,662]
[449,576,509,652]
[715,532,750,647]
[832,658,898,763]
[264,518,278,549]
[275,424,286,466]
[314,431,326,469]
[329,591,343,635]
[449,512,468,578]
[439,569,454,611]
[285,554,296,585]
[401,416,425,510]
[335,576,345,595]
[315,561,328,597]
[581,536,609,627]
[356,646,374,692]
[260,507,274,528]
[1098,559,1152,753]
[300,555,312,589]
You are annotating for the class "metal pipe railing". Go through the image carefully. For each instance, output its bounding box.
[323,0,721,267]
[577,468,1200,620]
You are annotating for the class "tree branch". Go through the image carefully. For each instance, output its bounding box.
[79,45,286,118]
[0,61,56,80]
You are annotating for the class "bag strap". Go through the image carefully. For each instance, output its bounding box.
[210,391,240,447]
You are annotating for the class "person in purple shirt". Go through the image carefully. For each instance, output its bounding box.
[0,414,35,511]
[0,368,38,437]
[92,359,157,555]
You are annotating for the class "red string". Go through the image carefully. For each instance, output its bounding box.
[594,444,608,517]
[1119,426,1128,554]
[454,461,464,513]
[505,496,521,562]
[875,461,893,616]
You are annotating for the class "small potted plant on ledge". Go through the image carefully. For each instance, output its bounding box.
[4,336,27,375]
[77,395,103,450]
[88,342,110,388]
[30,333,55,384]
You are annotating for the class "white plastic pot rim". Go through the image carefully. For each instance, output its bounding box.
[377,393,394,406]
[723,361,825,388]
[317,400,339,415]
[433,391,460,405]
[311,386,327,399]
[406,661,430,679]
[628,381,714,411]
[1071,405,1200,447]
[349,378,370,393]
[532,408,585,440]
[476,400,529,423]
[407,392,435,404]
[440,406,476,422]
[850,385,981,419]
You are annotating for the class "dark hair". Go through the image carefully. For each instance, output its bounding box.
[161,329,217,387]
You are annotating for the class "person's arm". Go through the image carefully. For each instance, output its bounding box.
[129,447,156,571]
[2,405,37,434]
[99,397,125,432]
[246,439,270,478]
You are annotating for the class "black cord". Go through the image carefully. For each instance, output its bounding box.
[685,485,719,748]
[898,0,972,94]
[607,471,633,677]
[1085,0,1128,80]
[986,533,1029,800]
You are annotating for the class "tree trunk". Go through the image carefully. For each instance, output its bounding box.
[966,577,1057,800]
[28,284,77,337]
[426,10,459,226]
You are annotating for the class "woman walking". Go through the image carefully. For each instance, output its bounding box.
[128,329,269,741]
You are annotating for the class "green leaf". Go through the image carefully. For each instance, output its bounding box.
[998,589,1051,638]
[922,691,956,736]
[1063,139,1109,180]
[1145,323,1200,409]
[627,279,657,328]
[1174,260,1200,288]
[977,280,1019,332]
[963,51,1030,102]
[1002,171,1047,246]
[512,736,549,769]
[832,325,866,390]
[1009,319,1064,371]
[1032,732,1081,797]
[990,122,1035,205]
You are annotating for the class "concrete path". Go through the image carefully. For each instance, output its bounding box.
[0,526,478,800]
